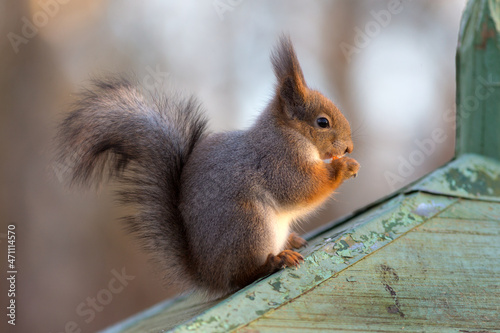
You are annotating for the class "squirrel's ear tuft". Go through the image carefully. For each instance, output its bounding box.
[271,35,308,114]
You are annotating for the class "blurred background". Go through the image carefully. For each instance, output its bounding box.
[0,0,466,332]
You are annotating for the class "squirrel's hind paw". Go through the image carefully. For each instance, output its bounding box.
[286,232,308,250]
[268,250,304,269]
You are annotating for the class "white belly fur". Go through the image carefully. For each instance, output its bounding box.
[271,208,311,254]
[272,212,292,254]
[269,140,324,254]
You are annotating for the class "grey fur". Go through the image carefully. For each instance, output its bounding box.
[56,36,359,297]
[56,77,207,291]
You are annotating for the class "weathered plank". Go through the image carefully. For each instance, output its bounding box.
[239,200,500,332]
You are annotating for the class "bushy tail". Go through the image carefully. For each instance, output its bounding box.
[55,78,208,290]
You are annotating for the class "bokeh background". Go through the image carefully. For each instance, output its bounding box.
[1,0,467,332]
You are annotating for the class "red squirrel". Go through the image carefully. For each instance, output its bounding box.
[56,35,360,297]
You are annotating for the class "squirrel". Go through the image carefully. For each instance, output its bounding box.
[55,35,360,297]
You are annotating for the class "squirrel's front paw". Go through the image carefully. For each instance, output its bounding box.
[333,156,360,180]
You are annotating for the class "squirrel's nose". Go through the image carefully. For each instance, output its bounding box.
[345,142,353,154]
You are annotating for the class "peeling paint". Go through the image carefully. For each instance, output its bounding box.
[269,279,283,292]
[446,168,500,196]
[185,316,219,331]
[413,201,447,217]
[412,154,500,201]
[336,249,354,258]
[255,309,268,316]
[245,292,255,301]
[323,243,335,254]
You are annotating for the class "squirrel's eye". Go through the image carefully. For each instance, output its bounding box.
[317,117,330,128]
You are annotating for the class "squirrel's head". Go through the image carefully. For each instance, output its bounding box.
[271,35,353,162]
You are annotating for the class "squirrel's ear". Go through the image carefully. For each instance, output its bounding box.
[271,35,308,118]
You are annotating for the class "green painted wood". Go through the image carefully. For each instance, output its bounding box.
[455,0,500,160]
[239,199,500,332]
[411,153,500,201]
